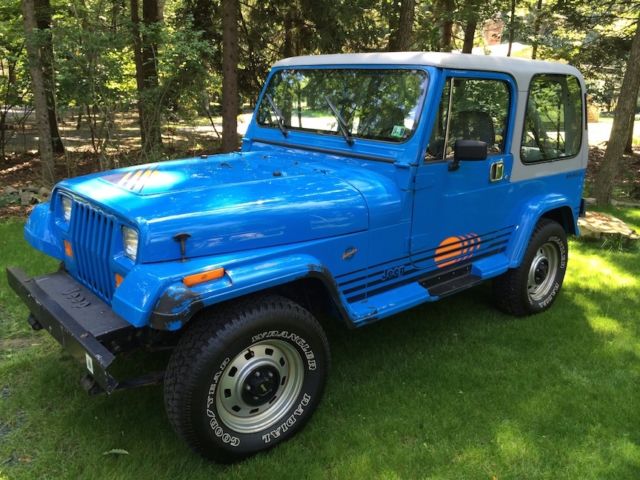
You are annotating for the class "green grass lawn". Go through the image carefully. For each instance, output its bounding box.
[1,208,639,479]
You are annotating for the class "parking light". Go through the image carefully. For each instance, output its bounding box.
[183,268,225,287]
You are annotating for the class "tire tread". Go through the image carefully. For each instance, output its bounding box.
[163,294,329,462]
[493,218,566,316]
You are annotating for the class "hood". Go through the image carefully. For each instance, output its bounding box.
[57,151,369,262]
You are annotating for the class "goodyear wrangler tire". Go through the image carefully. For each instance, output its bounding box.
[163,294,330,463]
[493,219,568,316]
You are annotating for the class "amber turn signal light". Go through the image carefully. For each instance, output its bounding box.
[64,240,73,257]
[115,273,124,288]
[183,268,225,287]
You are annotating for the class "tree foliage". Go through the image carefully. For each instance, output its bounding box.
[1,0,639,203]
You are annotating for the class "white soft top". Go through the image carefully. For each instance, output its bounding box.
[273,52,583,90]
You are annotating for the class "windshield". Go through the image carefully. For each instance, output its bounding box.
[256,68,428,143]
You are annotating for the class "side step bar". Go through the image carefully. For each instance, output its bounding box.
[420,264,482,298]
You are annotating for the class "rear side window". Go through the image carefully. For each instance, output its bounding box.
[521,74,583,163]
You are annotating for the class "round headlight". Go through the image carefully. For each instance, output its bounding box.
[122,227,139,261]
[61,195,72,222]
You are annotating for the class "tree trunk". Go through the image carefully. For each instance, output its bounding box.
[22,0,55,185]
[531,0,543,59]
[594,18,640,206]
[624,117,635,154]
[8,58,17,87]
[130,0,163,157]
[0,111,6,161]
[283,5,296,58]
[507,0,516,57]
[462,17,477,53]
[238,6,262,97]
[388,0,416,51]
[221,0,239,152]
[130,0,145,147]
[436,0,455,51]
[141,0,163,152]
[111,0,125,30]
[625,113,635,154]
[34,0,64,154]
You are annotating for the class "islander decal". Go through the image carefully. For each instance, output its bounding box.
[102,168,159,193]
[434,234,481,268]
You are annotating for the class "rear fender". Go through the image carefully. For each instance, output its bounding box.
[508,194,578,268]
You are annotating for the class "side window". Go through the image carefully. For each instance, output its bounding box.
[426,77,510,161]
[521,74,582,163]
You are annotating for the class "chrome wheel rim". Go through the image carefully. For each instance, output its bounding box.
[216,339,304,434]
[527,242,559,301]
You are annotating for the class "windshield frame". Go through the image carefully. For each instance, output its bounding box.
[254,66,430,146]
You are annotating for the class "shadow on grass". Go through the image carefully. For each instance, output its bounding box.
[1,232,639,478]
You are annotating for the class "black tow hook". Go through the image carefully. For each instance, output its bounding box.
[27,314,43,331]
[80,374,104,396]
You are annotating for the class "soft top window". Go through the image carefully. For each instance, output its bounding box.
[426,77,511,161]
[521,74,583,163]
[256,68,428,143]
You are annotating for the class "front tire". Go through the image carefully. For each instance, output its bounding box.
[164,295,330,463]
[493,219,568,316]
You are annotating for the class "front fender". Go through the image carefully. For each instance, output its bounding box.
[508,193,578,268]
[24,203,64,260]
[140,253,344,331]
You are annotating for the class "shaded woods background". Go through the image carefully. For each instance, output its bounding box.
[1,0,639,205]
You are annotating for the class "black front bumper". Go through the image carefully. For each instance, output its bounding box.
[6,267,134,394]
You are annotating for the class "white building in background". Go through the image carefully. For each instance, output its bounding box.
[467,17,532,57]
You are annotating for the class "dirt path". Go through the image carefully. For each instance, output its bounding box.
[1,113,639,219]
[588,120,640,146]
[2,112,254,155]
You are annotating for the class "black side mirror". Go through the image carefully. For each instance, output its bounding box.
[449,139,488,171]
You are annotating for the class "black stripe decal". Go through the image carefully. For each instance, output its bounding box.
[346,246,506,303]
[336,225,513,285]
[338,233,511,293]
[344,239,508,297]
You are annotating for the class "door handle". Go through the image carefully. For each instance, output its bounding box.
[490,160,504,182]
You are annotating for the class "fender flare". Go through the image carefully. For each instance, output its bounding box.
[508,194,578,268]
[148,254,354,331]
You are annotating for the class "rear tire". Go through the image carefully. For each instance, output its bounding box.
[164,295,330,463]
[493,219,568,316]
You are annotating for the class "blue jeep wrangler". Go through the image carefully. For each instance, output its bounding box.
[8,52,587,462]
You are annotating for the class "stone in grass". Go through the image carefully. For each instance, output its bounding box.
[4,186,18,196]
[19,191,36,206]
[20,190,45,206]
[36,187,50,203]
[102,448,129,456]
[578,211,639,241]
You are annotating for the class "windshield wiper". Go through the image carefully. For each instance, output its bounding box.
[324,95,353,146]
[264,93,288,137]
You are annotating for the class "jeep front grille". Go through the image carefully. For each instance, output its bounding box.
[70,202,115,302]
